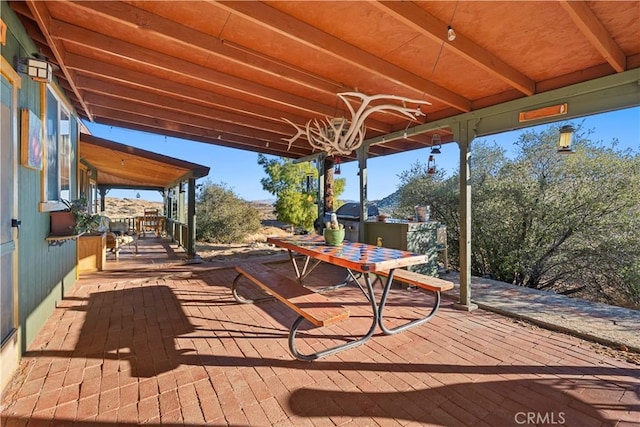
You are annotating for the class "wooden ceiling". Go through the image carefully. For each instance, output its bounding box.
[10,1,640,160]
[80,133,210,190]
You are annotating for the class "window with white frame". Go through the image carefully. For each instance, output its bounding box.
[43,87,73,209]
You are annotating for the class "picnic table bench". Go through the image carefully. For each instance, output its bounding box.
[374,269,454,292]
[233,263,358,361]
[232,263,350,327]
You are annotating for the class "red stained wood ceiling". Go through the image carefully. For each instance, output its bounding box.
[10,1,640,160]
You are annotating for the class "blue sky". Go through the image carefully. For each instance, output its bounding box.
[85,106,639,202]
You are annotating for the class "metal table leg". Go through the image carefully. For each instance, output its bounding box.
[376,269,441,335]
[288,271,379,361]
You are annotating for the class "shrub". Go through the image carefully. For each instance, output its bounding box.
[196,182,261,244]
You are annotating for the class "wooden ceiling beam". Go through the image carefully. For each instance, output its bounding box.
[63,48,392,133]
[85,95,308,148]
[50,21,349,122]
[65,52,327,123]
[73,75,309,130]
[24,1,92,120]
[95,117,309,159]
[89,106,312,156]
[64,0,346,96]
[81,85,296,136]
[212,0,471,112]
[373,1,535,96]
[559,0,626,73]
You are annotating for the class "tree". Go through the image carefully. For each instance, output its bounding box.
[258,154,346,231]
[195,181,261,244]
[472,125,640,306]
[394,125,640,307]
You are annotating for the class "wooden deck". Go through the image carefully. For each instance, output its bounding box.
[1,236,638,426]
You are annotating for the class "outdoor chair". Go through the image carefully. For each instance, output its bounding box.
[139,208,163,238]
[103,218,138,259]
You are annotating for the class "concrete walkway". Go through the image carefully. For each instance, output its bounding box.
[440,272,640,354]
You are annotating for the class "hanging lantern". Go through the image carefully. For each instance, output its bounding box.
[334,157,341,175]
[558,125,575,154]
[427,155,436,175]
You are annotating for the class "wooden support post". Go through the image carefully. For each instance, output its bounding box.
[453,121,478,312]
[323,156,335,213]
[316,154,326,223]
[99,188,107,213]
[186,178,197,260]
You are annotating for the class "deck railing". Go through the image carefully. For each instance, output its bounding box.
[166,218,188,248]
[108,215,188,249]
[107,217,137,230]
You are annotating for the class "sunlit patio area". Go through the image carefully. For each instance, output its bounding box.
[1,236,638,426]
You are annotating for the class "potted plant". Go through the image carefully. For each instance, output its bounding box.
[323,213,345,246]
[50,197,101,235]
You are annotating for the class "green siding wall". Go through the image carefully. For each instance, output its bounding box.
[2,1,80,352]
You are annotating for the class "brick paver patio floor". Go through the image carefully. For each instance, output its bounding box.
[1,240,639,426]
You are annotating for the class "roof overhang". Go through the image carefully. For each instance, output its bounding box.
[79,133,210,191]
[9,0,640,160]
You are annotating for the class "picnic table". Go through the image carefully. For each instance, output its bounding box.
[233,234,452,360]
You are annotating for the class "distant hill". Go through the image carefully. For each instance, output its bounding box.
[103,197,163,219]
[372,190,400,214]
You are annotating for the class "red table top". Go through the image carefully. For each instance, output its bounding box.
[267,234,428,273]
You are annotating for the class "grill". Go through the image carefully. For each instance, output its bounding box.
[335,203,379,242]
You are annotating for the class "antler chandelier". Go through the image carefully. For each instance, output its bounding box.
[283,92,431,156]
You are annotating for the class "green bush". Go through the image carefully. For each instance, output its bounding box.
[195,182,261,244]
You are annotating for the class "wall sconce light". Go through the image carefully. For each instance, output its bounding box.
[18,54,53,83]
[427,155,436,175]
[558,125,575,154]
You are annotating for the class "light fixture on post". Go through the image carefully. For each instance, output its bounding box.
[430,133,442,154]
[334,157,341,175]
[558,125,575,154]
[18,54,53,83]
[427,155,436,175]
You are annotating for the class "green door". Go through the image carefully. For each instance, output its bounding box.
[0,75,17,344]
[0,76,17,352]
